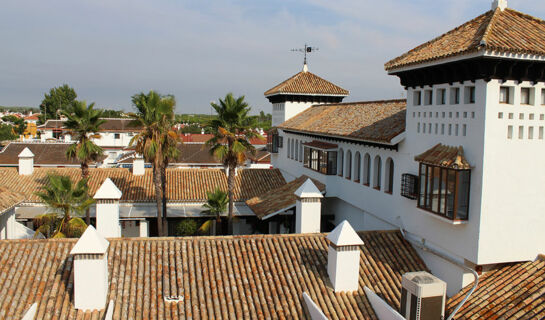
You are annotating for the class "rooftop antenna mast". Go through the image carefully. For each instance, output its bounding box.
[291,44,318,71]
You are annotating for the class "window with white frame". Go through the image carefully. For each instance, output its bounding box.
[450,87,460,104]
[437,89,446,105]
[413,91,422,106]
[465,86,476,104]
[424,90,433,105]
[541,89,545,105]
[521,88,531,105]
[499,86,511,104]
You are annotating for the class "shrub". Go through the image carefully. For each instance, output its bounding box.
[174,219,198,236]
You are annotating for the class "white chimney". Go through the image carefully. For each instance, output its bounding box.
[492,0,507,11]
[400,272,447,319]
[70,225,110,311]
[133,154,145,176]
[327,220,364,292]
[201,128,205,134]
[94,178,122,238]
[18,147,34,175]
[294,179,323,233]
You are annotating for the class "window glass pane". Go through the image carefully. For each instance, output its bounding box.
[430,167,441,211]
[521,88,530,104]
[446,169,456,219]
[426,166,433,209]
[319,150,328,174]
[456,171,470,220]
[311,149,319,171]
[303,147,310,167]
[327,152,337,175]
[541,89,545,105]
[419,164,426,207]
[500,87,509,103]
[440,168,447,214]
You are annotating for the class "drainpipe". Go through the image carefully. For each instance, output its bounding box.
[401,228,479,320]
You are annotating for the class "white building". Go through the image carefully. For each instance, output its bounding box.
[266,0,545,294]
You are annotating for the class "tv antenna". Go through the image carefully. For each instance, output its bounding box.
[291,44,319,67]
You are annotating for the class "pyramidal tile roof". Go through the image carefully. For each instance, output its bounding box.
[70,226,109,255]
[327,220,364,246]
[264,69,349,96]
[385,7,545,71]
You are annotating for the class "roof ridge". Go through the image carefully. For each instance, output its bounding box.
[385,10,495,70]
[481,8,501,46]
[311,99,406,107]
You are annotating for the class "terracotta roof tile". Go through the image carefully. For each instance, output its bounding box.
[264,71,349,96]
[447,259,545,319]
[385,8,545,71]
[0,167,285,203]
[279,100,406,144]
[0,186,25,214]
[246,175,326,219]
[0,143,105,166]
[0,230,428,319]
[414,143,471,169]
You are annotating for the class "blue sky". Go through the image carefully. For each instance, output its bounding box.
[0,0,544,114]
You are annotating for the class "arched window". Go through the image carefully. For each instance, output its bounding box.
[345,150,352,179]
[385,158,394,194]
[299,142,303,162]
[338,149,344,176]
[291,139,295,159]
[354,152,361,182]
[363,153,371,185]
[373,155,382,189]
[287,138,291,159]
[295,140,299,161]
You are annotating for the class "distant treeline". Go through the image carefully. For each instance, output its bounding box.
[0,106,40,113]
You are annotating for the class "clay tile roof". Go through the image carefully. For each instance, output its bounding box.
[385,8,545,71]
[279,100,406,144]
[246,175,326,219]
[414,144,471,169]
[0,187,25,215]
[303,140,339,150]
[0,142,105,166]
[0,229,428,319]
[0,167,286,203]
[264,70,349,96]
[447,258,545,319]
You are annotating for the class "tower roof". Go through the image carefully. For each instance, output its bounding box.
[264,69,349,97]
[385,5,545,71]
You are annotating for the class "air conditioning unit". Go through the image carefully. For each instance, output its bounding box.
[400,272,446,320]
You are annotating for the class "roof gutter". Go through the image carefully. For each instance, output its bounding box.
[401,229,478,320]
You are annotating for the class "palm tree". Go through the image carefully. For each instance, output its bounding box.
[34,174,94,238]
[62,100,105,224]
[130,91,178,236]
[206,93,259,235]
[201,187,228,235]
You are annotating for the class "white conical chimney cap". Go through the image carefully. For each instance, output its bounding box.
[94,178,122,200]
[492,0,507,11]
[294,178,323,198]
[70,226,110,255]
[303,63,309,72]
[327,220,364,246]
[18,147,34,158]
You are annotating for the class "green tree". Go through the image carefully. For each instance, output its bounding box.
[101,109,125,118]
[62,100,106,224]
[34,174,93,238]
[174,219,199,236]
[40,84,77,121]
[130,90,179,236]
[206,93,259,234]
[0,124,17,141]
[201,187,228,235]
[1,115,25,135]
